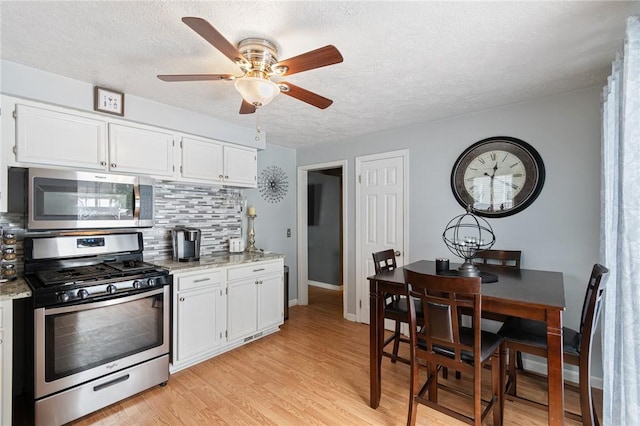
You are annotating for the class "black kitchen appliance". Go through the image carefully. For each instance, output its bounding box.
[23,231,170,426]
[171,226,201,262]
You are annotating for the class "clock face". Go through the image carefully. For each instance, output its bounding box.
[451,137,545,218]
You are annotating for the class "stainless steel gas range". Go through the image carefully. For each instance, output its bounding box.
[23,231,171,426]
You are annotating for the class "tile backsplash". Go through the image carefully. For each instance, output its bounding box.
[0,181,245,271]
[141,182,244,261]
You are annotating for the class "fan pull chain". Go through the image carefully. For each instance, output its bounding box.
[255,108,262,142]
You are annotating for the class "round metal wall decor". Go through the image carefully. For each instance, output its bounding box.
[258,166,289,203]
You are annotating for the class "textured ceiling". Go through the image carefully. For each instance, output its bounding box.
[1,1,638,148]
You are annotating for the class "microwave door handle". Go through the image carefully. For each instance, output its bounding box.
[133,183,140,220]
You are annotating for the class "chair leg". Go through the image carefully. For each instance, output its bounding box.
[491,347,503,426]
[578,360,598,426]
[507,346,517,396]
[391,320,402,363]
[407,360,418,425]
[516,350,524,370]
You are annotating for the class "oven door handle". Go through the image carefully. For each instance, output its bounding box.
[93,373,130,392]
[43,287,165,315]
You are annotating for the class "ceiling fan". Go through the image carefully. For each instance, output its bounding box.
[158,17,344,114]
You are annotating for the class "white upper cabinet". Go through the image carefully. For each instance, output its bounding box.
[15,104,108,170]
[224,145,257,186]
[181,136,257,188]
[108,123,174,177]
[7,98,256,186]
[181,137,224,182]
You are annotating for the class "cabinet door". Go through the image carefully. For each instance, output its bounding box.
[181,137,224,182]
[258,274,284,330]
[224,145,257,187]
[175,286,222,363]
[108,123,174,176]
[15,104,108,170]
[227,278,258,341]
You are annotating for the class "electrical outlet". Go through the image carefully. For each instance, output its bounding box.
[287,228,291,238]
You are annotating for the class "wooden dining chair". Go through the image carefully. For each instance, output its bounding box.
[473,249,523,366]
[403,269,505,426]
[372,249,422,364]
[474,249,521,269]
[498,264,609,426]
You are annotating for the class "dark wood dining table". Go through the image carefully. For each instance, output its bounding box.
[368,260,566,425]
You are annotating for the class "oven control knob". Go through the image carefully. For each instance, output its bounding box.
[133,280,143,289]
[106,284,117,294]
[57,293,70,303]
[77,289,89,299]
[147,278,156,287]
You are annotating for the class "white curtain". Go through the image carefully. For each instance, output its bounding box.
[601,15,640,425]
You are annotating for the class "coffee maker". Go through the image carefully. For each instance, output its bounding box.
[172,226,201,262]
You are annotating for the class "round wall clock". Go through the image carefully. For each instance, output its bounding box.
[450,136,545,218]
[258,166,289,203]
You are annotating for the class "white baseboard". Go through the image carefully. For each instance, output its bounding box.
[288,298,298,307]
[308,280,343,291]
[522,356,603,390]
[345,313,357,322]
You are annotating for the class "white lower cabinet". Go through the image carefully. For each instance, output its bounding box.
[227,259,284,342]
[170,258,284,372]
[171,269,226,372]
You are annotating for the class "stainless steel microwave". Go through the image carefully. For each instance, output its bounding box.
[14,168,154,230]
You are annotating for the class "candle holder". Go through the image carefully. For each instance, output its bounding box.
[246,213,257,253]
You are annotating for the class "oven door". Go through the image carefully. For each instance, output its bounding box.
[34,286,169,399]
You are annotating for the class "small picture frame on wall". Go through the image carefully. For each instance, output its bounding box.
[94,86,124,116]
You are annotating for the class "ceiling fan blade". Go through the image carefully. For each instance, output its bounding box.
[182,17,249,67]
[239,99,256,114]
[279,82,333,109]
[274,45,343,76]
[157,74,236,82]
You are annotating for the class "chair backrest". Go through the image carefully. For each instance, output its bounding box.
[403,269,482,363]
[372,249,397,274]
[474,249,521,269]
[577,264,609,355]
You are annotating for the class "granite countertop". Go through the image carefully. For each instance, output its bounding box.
[151,251,285,273]
[0,277,32,301]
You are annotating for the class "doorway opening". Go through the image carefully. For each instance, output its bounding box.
[297,160,348,319]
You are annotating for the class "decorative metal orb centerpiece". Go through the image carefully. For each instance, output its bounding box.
[442,206,496,277]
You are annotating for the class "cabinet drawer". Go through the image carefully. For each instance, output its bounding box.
[227,260,283,281]
[176,269,223,292]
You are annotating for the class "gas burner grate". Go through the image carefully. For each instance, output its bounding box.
[36,264,121,285]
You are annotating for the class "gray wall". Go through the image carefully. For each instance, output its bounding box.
[308,171,341,286]
[245,143,298,301]
[297,87,602,377]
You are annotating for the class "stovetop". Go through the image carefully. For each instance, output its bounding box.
[35,260,158,286]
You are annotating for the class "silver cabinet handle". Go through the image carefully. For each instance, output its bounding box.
[253,268,265,273]
[193,278,210,283]
[219,174,224,179]
[111,163,117,168]
[224,175,229,180]
[100,161,107,166]
[179,297,185,302]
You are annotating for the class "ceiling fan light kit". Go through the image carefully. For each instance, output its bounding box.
[158,17,343,114]
[234,73,280,107]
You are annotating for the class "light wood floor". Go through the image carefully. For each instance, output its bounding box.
[69,286,602,425]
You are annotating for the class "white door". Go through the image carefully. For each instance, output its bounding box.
[356,151,407,324]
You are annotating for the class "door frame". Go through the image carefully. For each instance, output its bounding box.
[296,160,349,319]
[355,149,409,323]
